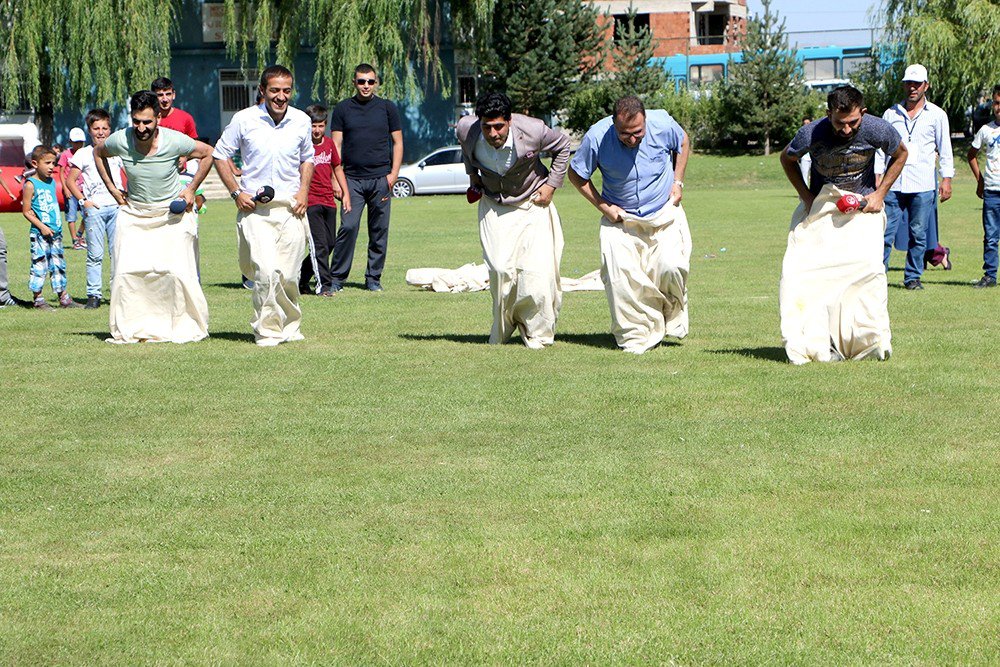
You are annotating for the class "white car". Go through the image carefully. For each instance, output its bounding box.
[393,145,467,198]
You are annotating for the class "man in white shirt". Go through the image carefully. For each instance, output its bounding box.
[966,84,1000,289]
[877,64,955,291]
[213,64,315,346]
[66,108,124,309]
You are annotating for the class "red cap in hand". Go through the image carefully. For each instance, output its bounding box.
[466,186,482,204]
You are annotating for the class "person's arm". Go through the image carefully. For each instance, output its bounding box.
[568,168,626,223]
[780,147,815,211]
[212,118,256,213]
[94,145,127,206]
[967,145,984,199]
[329,148,343,200]
[461,150,484,190]
[60,158,73,199]
[532,124,571,207]
[293,161,314,217]
[864,143,908,213]
[0,168,14,200]
[227,157,242,178]
[66,166,93,209]
[937,112,955,202]
[177,141,215,210]
[21,181,52,237]
[670,131,691,205]
[331,130,350,212]
[387,129,403,188]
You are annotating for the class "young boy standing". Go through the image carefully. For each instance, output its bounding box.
[60,128,87,249]
[67,109,125,309]
[967,84,1000,289]
[299,104,346,295]
[22,146,82,309]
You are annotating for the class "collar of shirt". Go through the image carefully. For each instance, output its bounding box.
[475,130,516,175]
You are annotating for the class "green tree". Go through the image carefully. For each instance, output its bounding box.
[876,0,1000,125]
[719,0,809,155]
[476,0,604,118]
[0,0,175,141]
[223,0,496,102]
[563,5,669,133]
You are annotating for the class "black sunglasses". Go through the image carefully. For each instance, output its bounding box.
[355,78,377,85]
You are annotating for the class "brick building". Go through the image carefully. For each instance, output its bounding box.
[593,0,748,57]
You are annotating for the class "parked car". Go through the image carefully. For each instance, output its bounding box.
[393,145,467,198]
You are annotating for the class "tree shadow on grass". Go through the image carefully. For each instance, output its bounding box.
[708,346,788,363]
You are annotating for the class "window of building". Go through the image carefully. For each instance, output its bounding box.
[696,12,729,46]
[843,57,871,78]
[613,12,651,40]
[802,59,837,80]
[457,75,477,105]
[689,64,724,88]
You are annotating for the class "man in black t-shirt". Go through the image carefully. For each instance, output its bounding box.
[781,86,907,214]
[329,63,404,292]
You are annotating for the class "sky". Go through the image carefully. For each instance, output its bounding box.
[746,0,883,48]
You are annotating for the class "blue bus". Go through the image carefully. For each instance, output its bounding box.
[651,45,873,90]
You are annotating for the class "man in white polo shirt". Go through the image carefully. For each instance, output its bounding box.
[877,63,955,291]
[213,64,315,346]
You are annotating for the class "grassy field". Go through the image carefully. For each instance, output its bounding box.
[1,152,997,664]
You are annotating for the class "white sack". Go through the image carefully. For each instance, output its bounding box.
[779,184,892,364]
[600,203,691,354]
[405,263,490,293]
[479,197,563,349]
[108,200,208,344]
[237,200,308,347]
[561,269,604,292]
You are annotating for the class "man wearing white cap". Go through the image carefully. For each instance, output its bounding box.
[876,63,955,291]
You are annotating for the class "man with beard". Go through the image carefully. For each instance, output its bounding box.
[778,85,908,364]
[212,65,315,346]
[456,92,570,349]
[95,90,215,343]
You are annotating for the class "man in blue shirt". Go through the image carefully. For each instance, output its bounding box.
[569,96,692,354]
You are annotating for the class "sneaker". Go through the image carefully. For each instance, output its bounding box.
[72,237,85,250]
[242,277,254,290]
[59,295,83,309]
[85,295,101,309]
[365,281,383,292]
[973,275,997,288]
[904,279,924,291]
[33,299,54,311]
[328,281,343,293]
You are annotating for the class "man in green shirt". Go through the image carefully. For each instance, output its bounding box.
[94,90,215,344]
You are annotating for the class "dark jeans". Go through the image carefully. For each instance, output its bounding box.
[300,204,338,292]
[331,176,391,285]
[983,190,1000,280]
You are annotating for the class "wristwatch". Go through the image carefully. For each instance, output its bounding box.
[230,189,241,200]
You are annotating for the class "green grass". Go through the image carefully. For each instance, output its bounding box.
[1,152,997,664]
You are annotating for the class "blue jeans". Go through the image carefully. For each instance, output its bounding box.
[883,190,936,282]
[66,196,82,224]
[84,205,119,297]
[984,190,1000,280]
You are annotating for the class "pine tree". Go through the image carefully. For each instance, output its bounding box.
[0,0,175,142]
[478,0,605,118]
[720,0,808,155]
[610,6,667,100]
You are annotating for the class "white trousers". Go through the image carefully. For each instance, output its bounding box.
[600,204,691,354]
[479,197,563,349]
[779,184,892,364]
[237,201,308,347]
[108,200,208,344]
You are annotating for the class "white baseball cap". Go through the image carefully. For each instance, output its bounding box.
[69,127,86,142]
[902,64,928,83]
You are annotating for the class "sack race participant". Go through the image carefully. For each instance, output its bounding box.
[456,92,571,349]
[213,65,315,346]
[95,90,215,344]
[569,95,692,354]
[779,85,908,364]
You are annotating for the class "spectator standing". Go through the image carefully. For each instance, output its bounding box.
[59,127,87,249]
[299,104,346,296]
[966,84,1000,289]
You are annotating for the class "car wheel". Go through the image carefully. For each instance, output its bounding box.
[392,179,414,198]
